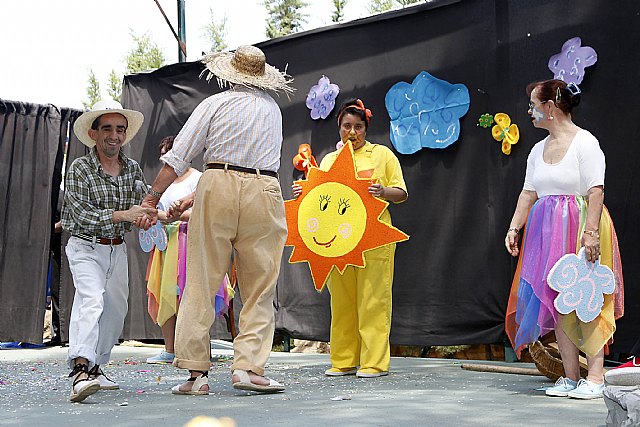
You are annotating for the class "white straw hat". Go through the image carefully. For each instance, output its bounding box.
[200,45,294,94]
[73,100,144,147]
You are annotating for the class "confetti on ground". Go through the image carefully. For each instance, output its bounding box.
[330,395,352,401]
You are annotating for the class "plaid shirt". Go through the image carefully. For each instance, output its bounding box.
[61,148,146,237]
[161,86,283,176]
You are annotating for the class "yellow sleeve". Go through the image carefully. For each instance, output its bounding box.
[374,146,408,202]
[318,150,339,172]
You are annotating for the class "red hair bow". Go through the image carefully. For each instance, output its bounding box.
[293,144,318,177]
[337,99,373,125]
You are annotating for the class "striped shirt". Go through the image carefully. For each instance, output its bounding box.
[161,86,283,176]
[61,148,146,237]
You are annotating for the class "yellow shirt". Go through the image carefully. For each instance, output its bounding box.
[319,141,407,224]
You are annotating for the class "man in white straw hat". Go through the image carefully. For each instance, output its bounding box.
[139,45,293,394]
[62,99,156,402]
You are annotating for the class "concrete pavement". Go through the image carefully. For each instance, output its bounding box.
[0,343,608,426]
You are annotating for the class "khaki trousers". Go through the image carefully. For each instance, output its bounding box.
[328,243,395,373]
[174,169,287,375]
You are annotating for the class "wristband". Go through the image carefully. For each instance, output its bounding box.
[508,227,519,235]
[148,188,163,199]
[583,229,599,239]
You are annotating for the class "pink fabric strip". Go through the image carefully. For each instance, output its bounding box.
[177,222,188,302]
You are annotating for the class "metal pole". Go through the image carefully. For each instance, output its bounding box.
[153,0,186,60]
[177,0,186,62]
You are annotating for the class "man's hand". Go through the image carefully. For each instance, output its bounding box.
[131,201,157,230]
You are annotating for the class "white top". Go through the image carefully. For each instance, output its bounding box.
[158,170,202,211]
[161,86,283,176]
[523,129,605,198]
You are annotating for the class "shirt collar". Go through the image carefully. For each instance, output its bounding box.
[88,147,130,173]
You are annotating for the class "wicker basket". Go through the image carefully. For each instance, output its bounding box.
[528,340,588,381]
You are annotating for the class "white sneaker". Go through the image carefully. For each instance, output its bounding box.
[567,379,605,399]
[89,366,119,390]
[545,376,578,397]
[69,367,100,402]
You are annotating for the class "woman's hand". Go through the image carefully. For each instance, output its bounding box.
[369,183,386,199]
[291,183,303,199]
[581,231,600,263]
[168,193,195,219]
[505,229,520,257]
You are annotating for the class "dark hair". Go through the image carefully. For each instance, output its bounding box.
[337,98,371,129]
[90,114,129,130]
[159,136,175,154]
[526,79,581,115]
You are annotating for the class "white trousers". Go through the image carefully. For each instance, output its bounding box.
[65,236,129,369]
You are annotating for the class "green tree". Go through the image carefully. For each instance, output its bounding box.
[264,0,309,39]
[368,0,393,14]
[83,69,101,109]
[126,32,166,74]
[107,70,122,102]
[395,0,421,7]
[332,0,349,23]
[203,10,228,53]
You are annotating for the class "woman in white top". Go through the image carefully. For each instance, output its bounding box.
[145,136,202,364]
[504,79,624,399]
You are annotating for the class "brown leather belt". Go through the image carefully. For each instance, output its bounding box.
[75,233,124,245]
[206,163,278,178]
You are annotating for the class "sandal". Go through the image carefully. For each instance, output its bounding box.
[171,370,209,395]
[232,369,285,393]
[69,364,101,402]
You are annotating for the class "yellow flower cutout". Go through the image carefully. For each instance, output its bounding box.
[491,113,519,155]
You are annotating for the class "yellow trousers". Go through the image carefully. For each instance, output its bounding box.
[174,169,287,375]
[328,243,395,373]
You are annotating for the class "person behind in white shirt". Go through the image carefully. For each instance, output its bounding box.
[145,136,201,365]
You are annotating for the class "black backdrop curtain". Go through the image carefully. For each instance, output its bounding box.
[0,100,80,343]
[122,0,640,352]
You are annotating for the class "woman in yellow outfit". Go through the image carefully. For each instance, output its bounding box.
[293,98,408,377]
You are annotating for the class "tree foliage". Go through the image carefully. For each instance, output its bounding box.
[83,69,101,109]
[332,0,349,23]
[125,33,166,74]
[395,0,422,6]
[107,70,122,103]
[368,0,421,14]
[203,10,228,53]
[368,0,393,14]
[264,0,308,39]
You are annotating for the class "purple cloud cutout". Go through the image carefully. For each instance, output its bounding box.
[548,37,597,85]
[306,75,340,120]
[547,247,615,323]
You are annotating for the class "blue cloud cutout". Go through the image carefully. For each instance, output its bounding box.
[385,71,470,153]
[547,247,615,323]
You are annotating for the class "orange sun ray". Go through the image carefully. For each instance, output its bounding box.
[285,143,409,291]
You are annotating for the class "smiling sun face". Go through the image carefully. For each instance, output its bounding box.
[299,182,367,258]
[285,143,409,291]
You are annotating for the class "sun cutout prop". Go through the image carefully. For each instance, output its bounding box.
[285,143,409,291]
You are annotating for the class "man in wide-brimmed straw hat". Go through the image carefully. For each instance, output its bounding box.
[62,100,156,402]
[139,45,293,394]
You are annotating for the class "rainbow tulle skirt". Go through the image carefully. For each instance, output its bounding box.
[146,222,233,327]
[505,195,624,357]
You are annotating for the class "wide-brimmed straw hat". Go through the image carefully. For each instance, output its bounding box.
[200,45,294,94]
[73,100,144,148]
